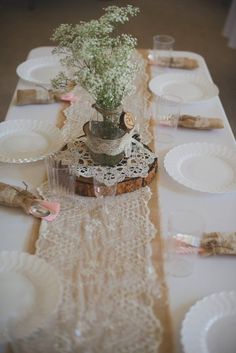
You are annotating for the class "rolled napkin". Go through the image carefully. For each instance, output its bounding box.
[200,232,236,256]
[16,89,57,105]
[0,182,59,221]
[16,89,78,106]
[148,56,199,70]
[150,115,224,130]
[178,115,224,130]
[167,231,236,256]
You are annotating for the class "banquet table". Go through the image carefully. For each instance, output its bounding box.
[0,47,236,353]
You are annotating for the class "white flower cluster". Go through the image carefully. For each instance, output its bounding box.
[51,5,140,110]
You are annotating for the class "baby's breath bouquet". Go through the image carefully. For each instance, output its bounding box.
[51,5,139,110]
[51,5,140,166]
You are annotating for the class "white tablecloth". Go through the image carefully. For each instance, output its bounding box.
[0,47,236,353]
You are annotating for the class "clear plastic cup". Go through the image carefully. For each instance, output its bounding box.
[45,155,76,202]
[152,94,182,149]
[165,210,205,277]
[153,34,175,66]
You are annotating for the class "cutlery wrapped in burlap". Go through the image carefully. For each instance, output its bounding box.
[16,88,78,105]
[200,232,236,256]
[178,115,224,130]
[150,115,224,130]
[0,182,59,221]
[16,88,57,105]
[149,56,199,69]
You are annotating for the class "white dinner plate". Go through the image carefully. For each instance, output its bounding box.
[181,291,236,353]
[0,251,62,343]
[148,73,219,103]
[16,56,63,86]
[0,119,65,163]
[164,142,236,193]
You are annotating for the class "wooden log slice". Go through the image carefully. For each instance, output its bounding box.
[75,144,158,197]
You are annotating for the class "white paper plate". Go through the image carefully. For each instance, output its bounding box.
[16,56,63,86]
[181,291,236,353]
[148,73,219,103]
[164,142,236,193]
[0,251,62,343]
[0,119,65,163]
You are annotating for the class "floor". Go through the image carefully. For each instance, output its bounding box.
[0,0,235,136]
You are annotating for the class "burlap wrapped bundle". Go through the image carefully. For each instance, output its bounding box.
[201,232,236,256]
[0,182,37,214]
[149,56,199,69]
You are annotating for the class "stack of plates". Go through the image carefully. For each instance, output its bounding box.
[16,56,63,87]
[0,119,65,163]
[181,291,236,353]
[0,251,62,343]
[164,143,236,193]
[148,72,219,104]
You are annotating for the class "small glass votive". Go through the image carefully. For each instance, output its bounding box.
[93,177,117,199]
[165,210,205,277]
[93,176,117,214]
[152,94,182,150]
[153,34,175,67]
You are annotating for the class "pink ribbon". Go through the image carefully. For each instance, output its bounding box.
[29,200,60,221]
[60,92,78,103]
[40,200,60,222]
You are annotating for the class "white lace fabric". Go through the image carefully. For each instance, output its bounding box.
[16,187,163,353]
[14,52,165,353]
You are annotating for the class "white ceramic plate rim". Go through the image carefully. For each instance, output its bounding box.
[0,251,62,343]
[148,72,219,103]
[16,56,63,86]
[0,119,65,163]
[164,142,236,193]
[181,291,236,353]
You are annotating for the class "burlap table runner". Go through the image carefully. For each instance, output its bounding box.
[140,49,173,353]
[148,174,174,353]
[24,50,173,353]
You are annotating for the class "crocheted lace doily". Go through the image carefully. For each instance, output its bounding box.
[54,138,156,187]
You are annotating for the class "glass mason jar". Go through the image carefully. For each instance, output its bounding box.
[86,103,127,166]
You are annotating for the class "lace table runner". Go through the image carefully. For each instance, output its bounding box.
[15,187,163,353]
[17,50,173,353]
